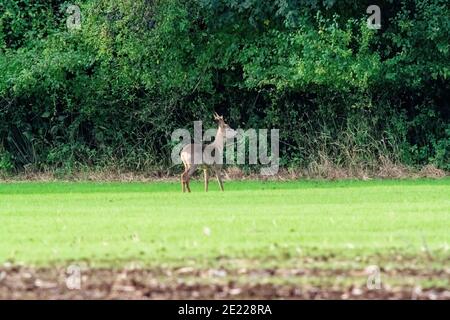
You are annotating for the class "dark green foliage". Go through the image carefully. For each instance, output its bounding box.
[0,0,448,173]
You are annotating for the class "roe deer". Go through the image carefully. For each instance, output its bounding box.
[180,113,237,192]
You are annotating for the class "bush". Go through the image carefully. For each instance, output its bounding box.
[0,0,448,173]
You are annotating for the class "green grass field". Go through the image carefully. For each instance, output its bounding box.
[1,178,449,266]
[1,178,449,298]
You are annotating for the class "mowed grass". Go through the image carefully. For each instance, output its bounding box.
[0,179,449,267]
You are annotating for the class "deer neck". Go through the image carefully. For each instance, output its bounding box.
[210,126,225,152]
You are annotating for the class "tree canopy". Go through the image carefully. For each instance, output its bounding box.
[0,0,448,173]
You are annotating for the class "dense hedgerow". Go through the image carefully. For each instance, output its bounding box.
[0,0,448,173]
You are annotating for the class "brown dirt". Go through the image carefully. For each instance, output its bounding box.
[0,265,448,300]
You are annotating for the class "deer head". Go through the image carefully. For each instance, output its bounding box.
[214,112,237,140]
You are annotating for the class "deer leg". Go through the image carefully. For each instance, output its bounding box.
[204,169,209,192]
[185,165,197,193]
[186,176,191,193]
[181,172,186,192]
[215,170,224,191]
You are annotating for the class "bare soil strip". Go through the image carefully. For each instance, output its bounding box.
[0,265,448,299]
